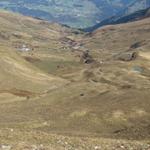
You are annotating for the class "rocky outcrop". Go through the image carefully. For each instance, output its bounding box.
[80,50,94,64]
[114,51,138,61]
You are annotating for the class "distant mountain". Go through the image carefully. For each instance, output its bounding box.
[123,0,150,15]
[0,0,150,28]
[84,7,150,32]
[0,0,137,28]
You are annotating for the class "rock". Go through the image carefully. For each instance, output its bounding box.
[12,32,22,38]
[31,145,38,150]
[40,144,44,148]
[132,66,144,73]
[94,146,101,150]
[84,58,94,64]
[80,50,94,64]
[18,44,32,52]
[130,41,145,49]
[0,145,12,150]
[72,45,81,50]
[43,122,48,125]
[114,51,138,61]
[120,145,125,149]
[10,128,14,132]
[80,93,84,96]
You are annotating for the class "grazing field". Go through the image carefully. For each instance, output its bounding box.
[0,11,150,149]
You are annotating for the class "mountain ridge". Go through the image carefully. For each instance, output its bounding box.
[0,0,150,28]
[84,7,150,32]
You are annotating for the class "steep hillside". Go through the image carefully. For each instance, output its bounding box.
[0,11,150,149]
[0,10,77,101]
[123,0,150,14]
[84,7,150,32]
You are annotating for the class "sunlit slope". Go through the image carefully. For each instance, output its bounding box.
[0,10,150,149]
[0,10,82,75]
[28,18,150,139]
[0,48,68,102]
[0,11,70,101]
[0,48,67,89]
[84,17,150,55]
[0,10,73,50]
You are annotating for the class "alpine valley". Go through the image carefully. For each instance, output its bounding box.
[0,1,150,150]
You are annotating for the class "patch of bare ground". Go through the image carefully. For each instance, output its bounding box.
[23,56,41,63]
[0,89,37,98]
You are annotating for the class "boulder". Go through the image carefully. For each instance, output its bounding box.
[80,50,94,64]
[114,51,138,61]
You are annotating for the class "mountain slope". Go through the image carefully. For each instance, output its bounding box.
[0,10,73,101]
[123,0,150,15]
[84,7,150,32]
[34,17,150,140]
[0,10,150,149]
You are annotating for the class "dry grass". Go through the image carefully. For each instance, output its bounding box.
[0,10,150,149]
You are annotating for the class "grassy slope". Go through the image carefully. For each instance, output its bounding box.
[0,11,150,149]
[0,11,72,101]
